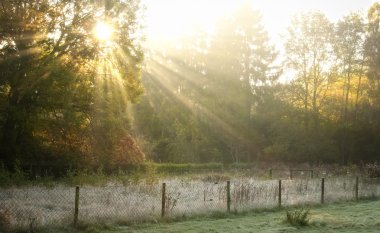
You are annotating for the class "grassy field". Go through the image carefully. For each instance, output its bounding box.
[109,200,380,233]
[1,176,379,232]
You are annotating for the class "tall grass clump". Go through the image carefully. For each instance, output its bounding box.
[0,204,12,232]
[64,167,108,186]
[154,163,223,174]
[285,208,310,227]
[0,162,27,187]
[366,162,380,178]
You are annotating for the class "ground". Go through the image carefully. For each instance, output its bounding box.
[102,200,380,233]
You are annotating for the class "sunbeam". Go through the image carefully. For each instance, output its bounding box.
[145,53,255,149]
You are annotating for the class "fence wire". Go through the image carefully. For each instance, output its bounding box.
[1,177,380,232]
[0,186,74,231]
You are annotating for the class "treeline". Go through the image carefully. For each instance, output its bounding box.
[133,2,380,164]
[1,1,380,175]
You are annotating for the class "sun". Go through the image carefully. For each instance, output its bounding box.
[94,21,113,41]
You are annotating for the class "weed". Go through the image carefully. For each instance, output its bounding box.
[0,204,12,232]
[285,208,310,227]
[64,168,108,186]
[365,162,380,178]
[0,165,12,187]
[145,162,158,185]
[201,174,230,183]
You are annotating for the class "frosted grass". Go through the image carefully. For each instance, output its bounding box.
[0,186,74,229]
[0,177,379,230]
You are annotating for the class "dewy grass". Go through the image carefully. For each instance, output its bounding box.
[123,200,380,233]
[0,176,379,231]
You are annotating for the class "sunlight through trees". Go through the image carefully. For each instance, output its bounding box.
[0,0,380,174]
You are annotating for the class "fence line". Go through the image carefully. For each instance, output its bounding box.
[74,186,79,226]
[161,183,166,217]
[1,176,379,231]
[278,179,282,208]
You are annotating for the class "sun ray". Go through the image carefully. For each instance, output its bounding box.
[145,57,254,147]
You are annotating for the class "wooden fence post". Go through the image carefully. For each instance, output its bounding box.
[278,179,282,208]
[321,178,325,204]
[269,169,272,179]
[74,186,79,226]
[355,176,359,201]
[161,183,166,217]
[227,180,231,213]
[311,170,314,179]
[290,170,293,180]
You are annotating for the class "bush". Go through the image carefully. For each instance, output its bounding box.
[285,208,310,227]
[0,165,11,187]
[0,162,27,187]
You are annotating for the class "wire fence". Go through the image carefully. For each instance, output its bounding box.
[1,177,380,232]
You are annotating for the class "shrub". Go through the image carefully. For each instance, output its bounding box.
[0,162,27,187]
[0,165,11,187]
[113,134,146,167]
[285,208,310,227]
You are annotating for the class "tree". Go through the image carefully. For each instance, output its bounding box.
[0,0,144,171]
[202,2,279,162]
[285,12,334,130]
[333,13,366,164]
[365,2,380,124]
[334,13,365,121]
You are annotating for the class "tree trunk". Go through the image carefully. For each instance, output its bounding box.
[354,61,364,123]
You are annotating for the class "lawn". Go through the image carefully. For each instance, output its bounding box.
[109,200,380,233]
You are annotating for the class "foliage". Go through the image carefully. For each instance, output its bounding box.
[134,2,380,165]
[0,162,27,187]
[134,3,279,164]
[113,135,146,168]
[0,0,144,173]
[1,0,380,174]
[285,208,310,227]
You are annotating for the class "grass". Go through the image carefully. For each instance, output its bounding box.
[6,200,380,232]
[1,176,379,231]
[285,208,310,226]
[1,162,371,188]
[1,163,379,232]
[102,200,380,233]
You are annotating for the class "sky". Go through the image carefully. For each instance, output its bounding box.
[142,0,376,47]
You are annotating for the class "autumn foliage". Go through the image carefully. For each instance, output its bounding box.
[113,135,145,167]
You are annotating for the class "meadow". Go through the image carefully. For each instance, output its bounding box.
[1,167,379,232]
[121,200,380,233]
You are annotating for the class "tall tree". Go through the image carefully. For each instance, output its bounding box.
[333,13,366,164]
[205,2,278,162]
[365,2,380,124]
[0,0,144,171]
[285,12,334,130]
[334,13,365,122]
